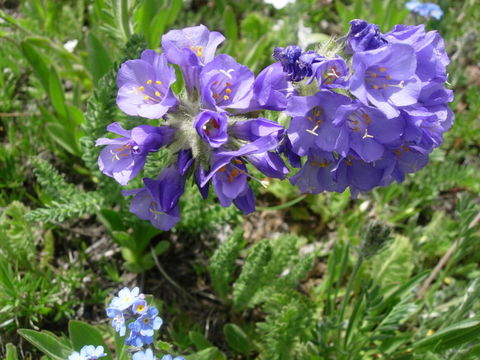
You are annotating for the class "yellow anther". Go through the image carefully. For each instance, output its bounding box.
[138,86,145,91]
[144,95,150,100]
[394,149,401,155]
[386,75,391,80]
[307,116,314,121]
[402,145,410,152]
[383,84,388,89]
[379,67,386,72]
[353,126,359,132]
[353,120,359,125]
[146,80,153,84]
[197,46,203,51]
[315,110,321,117]
[226,82,232,86]
[223,95,229,101]
[190,45,195,50]
[346,159,352,166]
[225,88,232,94]
[197,50,203,57]
[155,80,162,85]
[370,72,377,78]
[373,85,379,90]
[155,91,161,97]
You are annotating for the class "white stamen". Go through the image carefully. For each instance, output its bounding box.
[219,69,235,79]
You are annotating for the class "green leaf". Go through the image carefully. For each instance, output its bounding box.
[87,33,113,84]
[413,319,480,352]
[114,331,130,360]
[20,41,50,92]
[45,123,81,156]
[223,7,238,45]
[68,320,111,359]
[223,323,251,354]
[48,66,68,119]
[189,330,213,351]
[18,329,72,360]
[6,343,19,360]
[153,240,170,256]
[370,235,413,288]
[185,347,227,360]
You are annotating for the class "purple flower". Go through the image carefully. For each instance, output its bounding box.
[334,101,405,162]
[386,24,449,83]
[345,19,387,53]
[194,110,229,148]
[162,25,225,92]
[310,56,349,89]
[290,151,347,194]
[231,117,284,142]
[381,144,431,184]
[249,62,295,111]
[194,164,210,199]
[122,167,185,230]
[278,137,302,168]
[286,92,351,157]
[177,149,194,176]
[117,50,177,119]
[200,54,254,112]
[96,122,175,185]
[349,43,421,118]
[273,46,317,82]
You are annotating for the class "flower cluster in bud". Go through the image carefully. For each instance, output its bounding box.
[96,24,292,230]
[281,19,453,197]
[95,21,453,228]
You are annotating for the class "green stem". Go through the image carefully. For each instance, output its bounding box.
[256,194,307,211]
[117,0,132,41]
[336,255,363,349]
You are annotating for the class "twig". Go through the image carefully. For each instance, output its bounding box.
[417,211,480,298]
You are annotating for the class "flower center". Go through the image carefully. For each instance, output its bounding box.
[306,107,324,136]
[366,66,404,90]
[347,111,374,139]
[110,144,132,161]
[202,118,220,137]
[137,79,165,104]
[322,66,341,85]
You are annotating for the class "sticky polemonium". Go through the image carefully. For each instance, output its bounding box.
[286,92,351,157]
[117,50,177,119]
[123,168,185,231]
[162,25,225,92]
[333,101,405,162]
[200,54,254,112]
[349,43,421,118]
[194,110,229,148]
[345,19,387,53]
[96,122,175,185]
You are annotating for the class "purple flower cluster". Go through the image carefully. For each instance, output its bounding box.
[283,20,453,196]
[95,21,453,228]
[96,25,293,230]
[106,287,163,347]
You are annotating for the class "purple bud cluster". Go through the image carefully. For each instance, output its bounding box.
[282,20,453,196]
[106,287,163,347]
[95,21,453,228]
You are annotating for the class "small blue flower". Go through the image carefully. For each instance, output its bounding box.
[132,299,148,315]
[68,345,107,360]
[106,307,126,336]
[132,348,156,360]
[109,287,141,311]
[80,345,107,360]
[406,1,443,19]
[161,355,185,360]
